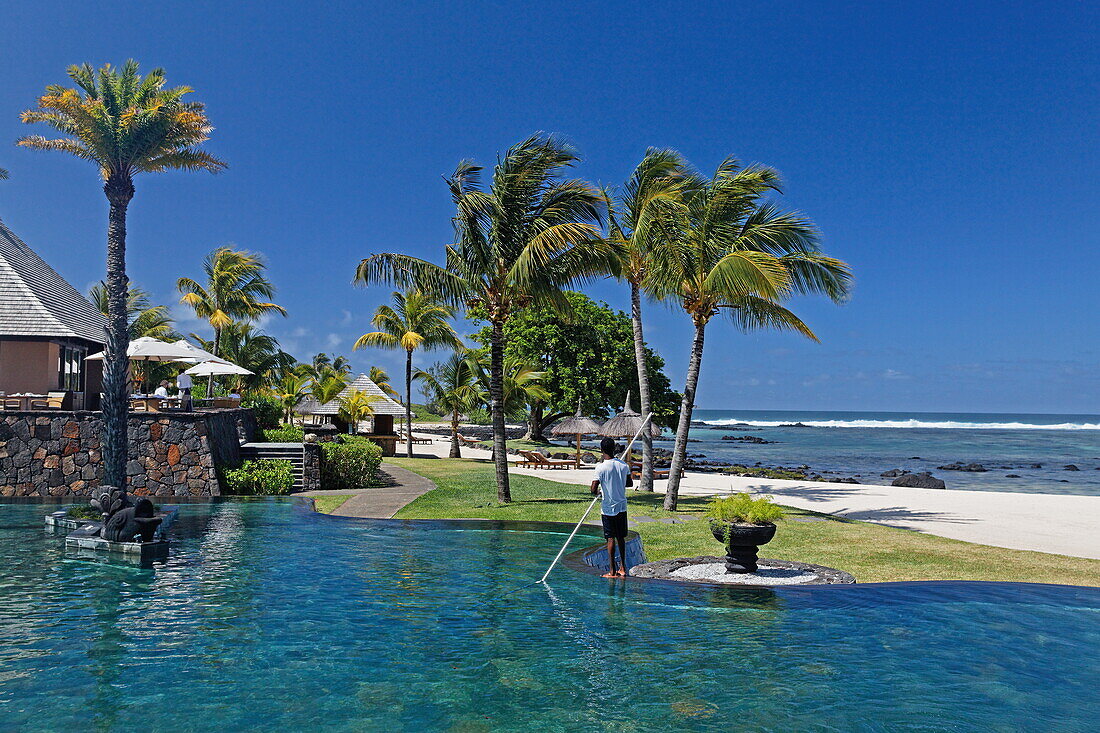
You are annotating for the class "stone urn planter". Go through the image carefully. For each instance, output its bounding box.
[709,520,777,574]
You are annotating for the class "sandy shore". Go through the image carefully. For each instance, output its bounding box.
[410,433,1100,560]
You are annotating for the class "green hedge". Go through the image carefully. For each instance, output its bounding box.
[321,437,383,491]
[223,459,295,495]
[262,424,305,443]
[243,395,283,430]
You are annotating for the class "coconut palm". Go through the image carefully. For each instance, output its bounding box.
[369,366,400,399]
[605,149,690,491]
[651,159,852,509]
[178,247,286,360]
[189,323,294,393]
[355,134,616,500]
[415,353,480,457]
[469,353,550,419]
[18,60,225,486]
[336,389,377,434]
[355,289,462,458]
[91,281,180,391]
[310,373,349,406]
[274,373,310,422]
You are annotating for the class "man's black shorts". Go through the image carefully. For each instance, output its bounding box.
[601,511,628,539]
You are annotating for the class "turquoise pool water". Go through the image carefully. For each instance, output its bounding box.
[1,500,1098,731]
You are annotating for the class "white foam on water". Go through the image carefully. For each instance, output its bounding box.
[702,418,1100,430]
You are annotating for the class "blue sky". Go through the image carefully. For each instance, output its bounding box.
[1,1,1096,414]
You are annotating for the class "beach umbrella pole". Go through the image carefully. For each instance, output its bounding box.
[539,413,653,584]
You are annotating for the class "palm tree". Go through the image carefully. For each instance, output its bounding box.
[274,373,310,422]
[355,134,616,500]
[178,247,287,360]
[18,60,224,487]
[310,373,349,407]
[470,354,550,419]
[369,366,400,399]
[91,281,180,391]
[650,159,852,510]
[189,323,294,393]
[605,149,690,492]
[355,289,462,458]
[415,353,480,457]
[336,389,377,434]
[90,282,177,340]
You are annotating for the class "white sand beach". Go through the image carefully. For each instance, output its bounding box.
[412,434,1100,560]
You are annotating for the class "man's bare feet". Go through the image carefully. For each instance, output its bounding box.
[615,569,627,577]
[601,571,618,578]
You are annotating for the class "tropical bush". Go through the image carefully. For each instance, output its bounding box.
[321,438,383,490]
[705,493,784,525]
[223,459,295,495]
[67,504,104,520]
[467,408,492,425]
[244,395,283,429]
[262,424,305,443]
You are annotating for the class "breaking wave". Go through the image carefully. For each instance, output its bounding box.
[702,418,1100,430]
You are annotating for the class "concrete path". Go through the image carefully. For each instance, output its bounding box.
[299,464,435,519]
[413,431,1100,559]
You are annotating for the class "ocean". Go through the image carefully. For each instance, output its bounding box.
[671,410,1100,495]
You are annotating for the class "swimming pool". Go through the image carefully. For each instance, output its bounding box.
[2,500,1097,731]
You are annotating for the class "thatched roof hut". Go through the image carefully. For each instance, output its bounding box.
[295,373,405,417]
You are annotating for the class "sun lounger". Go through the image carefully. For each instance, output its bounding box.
[398,430,432,445]
[518,450,573,470]
[630,460,676,480]
[457,434,483,448]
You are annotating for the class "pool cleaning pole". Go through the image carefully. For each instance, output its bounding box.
[539,412,654,584]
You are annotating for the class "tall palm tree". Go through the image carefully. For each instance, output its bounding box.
[414,353,479,458]
[470,354,550,419]
[369,366,400,398]
[177,247,287,361]
[606,149,690,492]
[18,60,224,486]
[91,281,180,391]
[355,289,462,458]
[355,134,616,500]
[89,282,177,340]
[650,159,852,509]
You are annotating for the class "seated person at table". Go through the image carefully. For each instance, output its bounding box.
[153,380,171,399]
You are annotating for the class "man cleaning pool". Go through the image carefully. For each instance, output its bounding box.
[591,436,632,577]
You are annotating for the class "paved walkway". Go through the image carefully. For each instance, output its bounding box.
[412,432,1100,560]
[299,464,435,519]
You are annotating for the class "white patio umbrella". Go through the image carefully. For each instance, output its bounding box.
[85,336,199,363]
[171,339,227,364]
[183,360,254,377]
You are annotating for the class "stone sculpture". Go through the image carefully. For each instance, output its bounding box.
[89,486,162,543]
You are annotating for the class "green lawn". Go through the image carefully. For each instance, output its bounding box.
[387,456,1100,586]
[313,494,354,513]
[475,438,563,452]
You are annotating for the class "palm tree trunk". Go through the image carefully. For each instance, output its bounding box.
[450,408,462,458]
[489,319,511,502]
[405,349,414,458]
[664,317,706,510]
[101,176,134,489]
[630,280,655,492]
[525,400,545,441]
[207,325,221,399]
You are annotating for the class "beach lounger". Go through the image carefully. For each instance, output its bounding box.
[398,430,432,445]
[519,450,573,470]
[457,434,483,448]
[630,460,675,480]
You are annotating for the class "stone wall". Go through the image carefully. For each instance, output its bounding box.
[302,442,321,492]
[0,409,257,498]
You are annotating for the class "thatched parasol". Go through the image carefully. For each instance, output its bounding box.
[549,401,603,467]
[599,391,659,461]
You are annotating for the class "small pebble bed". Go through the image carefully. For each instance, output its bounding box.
[670,562,819,585]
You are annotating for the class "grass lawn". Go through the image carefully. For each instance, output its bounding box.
[388,456,1100,586]
[313,494,354,513]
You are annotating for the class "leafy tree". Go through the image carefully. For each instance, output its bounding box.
[651,158,852,509]
[354,289,462,457]
[470,292,679,440]
[18,60,224,486]
[337,389,377,433]
[415,353,481,457]
[605,149,690,490]
[274,373,310,422]
[189,322,295,393]
[355,134,617,501]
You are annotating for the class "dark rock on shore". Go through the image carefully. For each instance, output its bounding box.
[778,422,812,428]
[1064,464,1080,471]
[891,472,946,489]
[880,469,909,478]
[720,435,777,444]
[1005,474,1021,478]
[937,462,988,472]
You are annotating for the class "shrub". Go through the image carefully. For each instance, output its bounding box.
[705,493,784,525]
[262,424,305,443]
[223,459,295,495]
[67,504,103,520]
[321,439,383,491]
[243,395,283,430]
